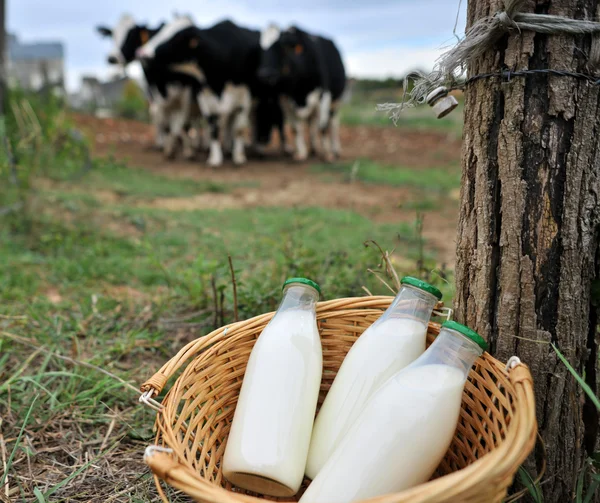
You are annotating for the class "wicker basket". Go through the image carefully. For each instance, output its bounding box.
[140,296,537,503]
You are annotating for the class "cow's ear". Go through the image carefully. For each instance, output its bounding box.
[96,26,113,37]
[295,44,304,55]
[189,38,200,49]
[140,29,150,45]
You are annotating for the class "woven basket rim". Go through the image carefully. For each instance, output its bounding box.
[142,296,537,503]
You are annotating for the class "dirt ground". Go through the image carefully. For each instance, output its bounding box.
[72,114,462,265]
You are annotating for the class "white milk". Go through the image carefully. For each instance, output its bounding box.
[223,307,322,497]
[306,317,427,479]
[300,364,464,503]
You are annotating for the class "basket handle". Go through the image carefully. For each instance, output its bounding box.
[504,356,537,458]
[144,447,240,503]
[139,323,233,397]
[139,309,276,399]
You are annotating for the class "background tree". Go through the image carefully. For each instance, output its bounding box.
[0,0,5,117]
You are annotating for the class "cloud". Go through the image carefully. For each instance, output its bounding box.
[346,46,445,79]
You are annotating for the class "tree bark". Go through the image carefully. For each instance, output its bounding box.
[456,0,600,500]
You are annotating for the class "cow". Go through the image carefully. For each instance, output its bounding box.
[135,17,286,167]
[251,88,287,158]
[96,14,206,159]
[257,24,346,162]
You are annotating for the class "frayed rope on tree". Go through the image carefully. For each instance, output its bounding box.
[378,0,600,123]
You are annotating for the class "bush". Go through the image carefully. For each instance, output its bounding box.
[115,80,149,121]
[0,87,91,229]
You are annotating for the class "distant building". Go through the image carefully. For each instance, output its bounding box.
[69,74,143,117]
[7,33,65,92]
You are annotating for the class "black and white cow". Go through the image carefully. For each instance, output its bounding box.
[251,88,286,157]
[257,25,346,162]
[96,14,206,159]
[136,17,286,167]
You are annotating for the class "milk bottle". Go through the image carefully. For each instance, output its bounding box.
[223,278,322,497]
[299,321,487,503]
[305,277,441,479]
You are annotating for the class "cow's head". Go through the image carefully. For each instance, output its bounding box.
[135,15,196,65]
[257,25,306,87]
[96,14,160,66]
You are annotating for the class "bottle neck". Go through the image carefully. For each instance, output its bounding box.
[413,328,483,379]
[380,285,438,325]
[278,285,319,313]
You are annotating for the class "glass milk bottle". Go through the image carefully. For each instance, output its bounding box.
[223,278,322,497]
[305,277,441,480]
[299,321,487,503]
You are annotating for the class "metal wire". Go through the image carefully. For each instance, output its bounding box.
[462,68,600,88]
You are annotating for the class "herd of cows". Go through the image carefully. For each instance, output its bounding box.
[96,14,347,167]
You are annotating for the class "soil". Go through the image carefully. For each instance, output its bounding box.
[71,113,461,265]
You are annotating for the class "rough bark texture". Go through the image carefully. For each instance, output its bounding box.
[456,0,600,500]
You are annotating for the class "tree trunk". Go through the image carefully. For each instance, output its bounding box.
[455,0,600,500]
[0,0,5,116]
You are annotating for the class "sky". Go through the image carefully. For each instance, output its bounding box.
[8,0,466,92]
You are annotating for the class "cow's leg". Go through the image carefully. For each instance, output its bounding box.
[279,96,295,156]
[163,125,178,159]
[249,99,261,153]
[182,123,198,160]
[276,120,287,157]
[219,85,251,165]
[331,108,342,159]
[155,109,172,153]
[162,86,186,159]
[320,122,333,163]
[166,114,185,160]
[201,121,211,151]
[294,90,321,160]
[186,122,201,152]
[315,90,333,159]
[167,100,193,161]
[157,123,170,152]
[180,127,195,160]
[222,115,234,155]
[199,89,224,167]
[177,89,195,160]
[309,111,320,157]
[206,114,224,167]
[293,116,309,162]
[232,107,249,165]
[150,101,166,150]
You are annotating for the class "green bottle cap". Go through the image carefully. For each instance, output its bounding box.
[400,276,443,300]
[442,320,488,351]
[282,277,321,295]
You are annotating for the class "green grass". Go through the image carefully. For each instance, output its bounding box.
[398,197,441,211]
[1,194,434,310]
[50,157,229,199]
[312,159,461,192]
[0,89,458,502]
[1,168,449,500]
[340,96,464,136]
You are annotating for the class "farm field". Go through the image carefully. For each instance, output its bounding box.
[1,98,464,501]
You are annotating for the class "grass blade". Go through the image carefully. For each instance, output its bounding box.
[576,460,587,503]
[517,466,543,503]
[41,441,119,498]
[0,395,39,488]
[551,344,600,411]
[583,479,600,503]
[33,487,46,503]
